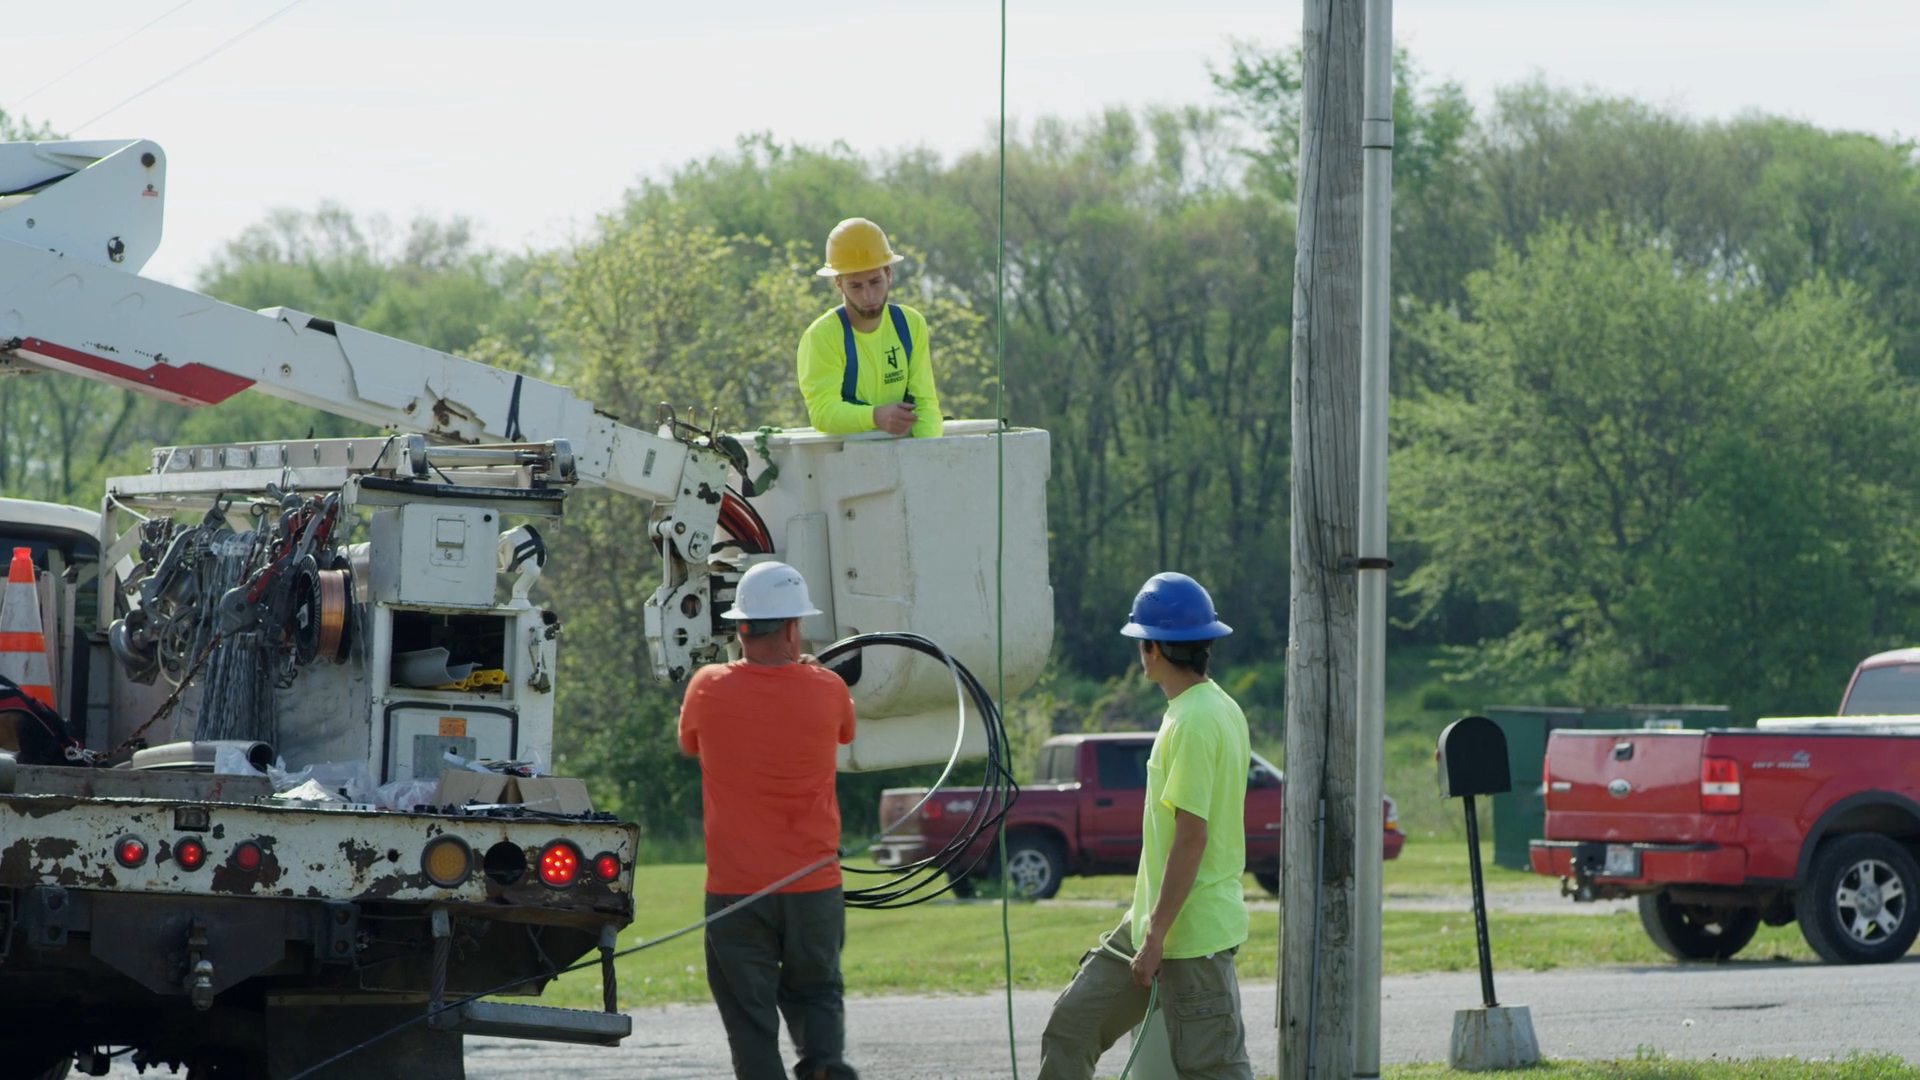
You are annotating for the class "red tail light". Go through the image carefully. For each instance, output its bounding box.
[922,799,944,821]
[539,842,581,887]
[115,837,148,869]
[591,853,622,882]
[175,838,208,871]
[231,841,264,872]
[1701,756,1742,813]
[1542,752,1553,811]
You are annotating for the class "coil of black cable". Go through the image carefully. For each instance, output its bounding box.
[816,632,1021,909]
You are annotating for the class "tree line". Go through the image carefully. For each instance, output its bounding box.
[6,48,1920,828]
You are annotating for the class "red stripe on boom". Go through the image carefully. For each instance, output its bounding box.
[18,338,255,407]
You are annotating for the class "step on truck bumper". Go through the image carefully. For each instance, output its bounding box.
[428,1001,632,1046]
[1530,839,1745,890]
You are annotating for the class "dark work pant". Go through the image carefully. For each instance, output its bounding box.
[704,886,858,1080]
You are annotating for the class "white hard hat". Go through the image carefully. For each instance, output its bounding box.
[721,561,823,621]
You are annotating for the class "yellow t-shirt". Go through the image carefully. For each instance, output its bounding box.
[1128,679,1252,958]
[795,304,943,438]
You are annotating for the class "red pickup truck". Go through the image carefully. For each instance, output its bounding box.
[874,731,1405,899]
[1532,648,1920,965]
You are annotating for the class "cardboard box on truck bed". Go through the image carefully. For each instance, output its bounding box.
[430,769,592,814]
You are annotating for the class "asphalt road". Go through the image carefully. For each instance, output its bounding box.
[463,957,1920,1077]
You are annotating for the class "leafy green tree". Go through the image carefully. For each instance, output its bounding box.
[1397,221,1920,716]
[623,116,1294,676]
[522,204,825,828]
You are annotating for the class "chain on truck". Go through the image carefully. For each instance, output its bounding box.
[0,139,1054,1079]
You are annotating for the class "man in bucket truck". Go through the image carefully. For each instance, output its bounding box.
[1037,572,1256,1080]
[679,561,860,1080]
[796,217,943,439]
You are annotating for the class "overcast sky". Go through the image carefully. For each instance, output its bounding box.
[7,1,1919,285]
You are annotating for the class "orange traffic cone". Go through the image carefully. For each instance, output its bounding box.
[0,548,53,706]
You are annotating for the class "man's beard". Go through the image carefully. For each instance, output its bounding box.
[850,296,886,319]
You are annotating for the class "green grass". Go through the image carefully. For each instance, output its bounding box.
[1385,1056,1918,1079]
[1377,909,1812,973]
[1383,839,1541,895]
[537,862,1129,1010]
[1046,838,1540,903]
[533,849,1818,1011]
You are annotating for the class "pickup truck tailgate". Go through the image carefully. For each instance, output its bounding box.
[1544,730,1705,841]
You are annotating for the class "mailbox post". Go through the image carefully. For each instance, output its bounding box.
[1437,716,1542,1071]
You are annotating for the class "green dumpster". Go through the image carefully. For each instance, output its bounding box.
[1483,705,1730,871]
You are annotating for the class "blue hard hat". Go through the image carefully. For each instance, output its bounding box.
[1119,572,1233,642]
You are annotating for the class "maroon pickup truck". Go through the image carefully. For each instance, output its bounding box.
[1532,648,1920,965]
[874,731,1405,899]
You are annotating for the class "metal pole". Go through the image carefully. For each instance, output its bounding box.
[1353,0,1393,1073]
[1463,796,1498,1009]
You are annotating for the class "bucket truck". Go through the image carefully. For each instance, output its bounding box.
[0,138,1052,1079]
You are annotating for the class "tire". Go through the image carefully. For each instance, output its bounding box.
[1254,869,1281,897]
[946,870,977,899]
[1000,834,1066,900]
[1637,891,1761,961]
[1795,833,1920,965]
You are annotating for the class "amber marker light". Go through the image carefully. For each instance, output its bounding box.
[421,837,474,888]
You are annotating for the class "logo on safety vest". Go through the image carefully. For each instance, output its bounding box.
[885,345,900,369]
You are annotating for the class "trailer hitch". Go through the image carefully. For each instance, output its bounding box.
[183,917,215,1011]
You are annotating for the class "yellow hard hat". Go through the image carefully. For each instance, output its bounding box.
[817,218,906,278]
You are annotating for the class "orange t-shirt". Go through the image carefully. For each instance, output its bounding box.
[678,660,856,895]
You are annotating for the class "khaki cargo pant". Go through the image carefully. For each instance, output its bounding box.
[1038,920,1253,1080]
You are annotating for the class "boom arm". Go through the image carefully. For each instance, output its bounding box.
[0,139,727,679]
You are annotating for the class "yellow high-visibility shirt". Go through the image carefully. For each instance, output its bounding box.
[795,304,943,438]
[1128,679,1252,959]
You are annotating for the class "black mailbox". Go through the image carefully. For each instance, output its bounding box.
[1438,715,1511,798]
[1439,714,1515,1010]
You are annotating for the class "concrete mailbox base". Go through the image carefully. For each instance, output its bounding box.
[1449,1005,1541,1071]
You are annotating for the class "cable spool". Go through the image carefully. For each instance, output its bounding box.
[316,569,351,663]
[292,566,352,665]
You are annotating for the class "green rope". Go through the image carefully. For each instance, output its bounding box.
[1118,980,1160,1080]
[996,1,1017,1077]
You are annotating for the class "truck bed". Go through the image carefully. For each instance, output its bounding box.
[1533,726,1920,890]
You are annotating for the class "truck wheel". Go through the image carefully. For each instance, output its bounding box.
[1795,833,1920,965]
[1637,891,1761,960]
[1001,834,1065,900]
[1255,870,1281,897]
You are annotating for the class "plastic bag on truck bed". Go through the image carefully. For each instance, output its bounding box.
[265,758,376,803]
[273,779,347,805]
[376,776,440,812]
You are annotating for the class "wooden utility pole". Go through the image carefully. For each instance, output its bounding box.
[1278,0,1366,1077]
